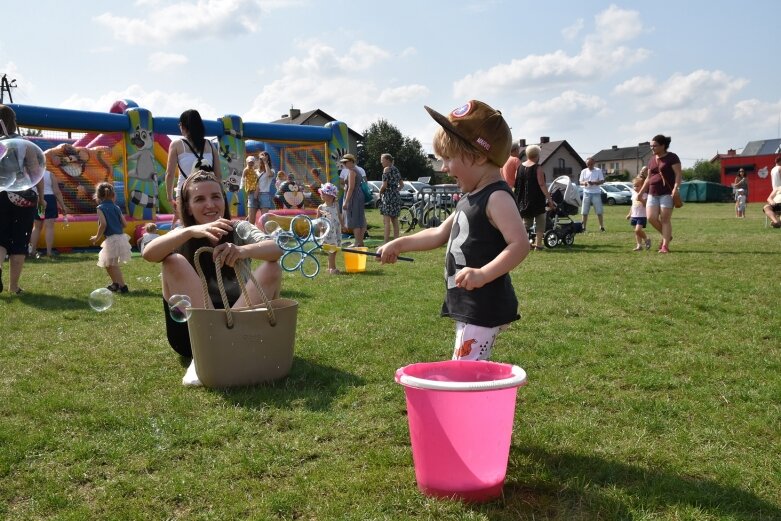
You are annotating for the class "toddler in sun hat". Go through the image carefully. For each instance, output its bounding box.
[317,182,342,273]
[378,100,530,361]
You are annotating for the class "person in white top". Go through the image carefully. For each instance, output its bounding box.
[771,155,781,190]
[164,109,222,212]
[29,169,71,258]
[578,157,605,232]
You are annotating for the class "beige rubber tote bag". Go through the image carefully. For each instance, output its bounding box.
[188,246,298,388]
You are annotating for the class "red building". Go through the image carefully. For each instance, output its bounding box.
[717,138,781,203]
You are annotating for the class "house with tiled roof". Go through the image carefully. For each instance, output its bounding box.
[516,137,586,185]
[591,142,653,180]
[272,107,363,155]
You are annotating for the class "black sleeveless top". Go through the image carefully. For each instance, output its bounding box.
[441,181,520,327]
[514,163,547,217]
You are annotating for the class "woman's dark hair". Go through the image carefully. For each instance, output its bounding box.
[0,104,17,135]
[179,109,206,154]
[652,134,672,150]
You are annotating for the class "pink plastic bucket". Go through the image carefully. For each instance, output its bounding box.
[395,360,527,502]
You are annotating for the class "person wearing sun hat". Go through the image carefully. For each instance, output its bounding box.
[339,153,367,247]
[378,100,530,361]
[317,182,343,273]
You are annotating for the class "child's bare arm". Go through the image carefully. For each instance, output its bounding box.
[456,191,529,290]
[90,209,107,244]
[378,212,454,263]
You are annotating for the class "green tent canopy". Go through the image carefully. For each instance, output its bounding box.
[679,180,733,202]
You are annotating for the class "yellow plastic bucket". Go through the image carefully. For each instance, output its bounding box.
[343,247,368,273]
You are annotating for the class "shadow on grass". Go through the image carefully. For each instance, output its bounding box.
[497,444,780,519]
[215,356,364,412]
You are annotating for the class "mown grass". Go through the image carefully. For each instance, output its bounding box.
[1,202,780,520]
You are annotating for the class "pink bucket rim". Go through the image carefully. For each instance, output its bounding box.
[395,361,527,392]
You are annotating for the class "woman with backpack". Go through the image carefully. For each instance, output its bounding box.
[165,109,223,217]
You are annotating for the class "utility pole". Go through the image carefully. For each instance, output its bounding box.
[0,74,17,103]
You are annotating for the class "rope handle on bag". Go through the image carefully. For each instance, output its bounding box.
[193,246,277,329]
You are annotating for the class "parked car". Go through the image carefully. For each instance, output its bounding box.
[366,182,380,208]
[600,184,631,205]
[604,181,633,192]
[368,180,414,207]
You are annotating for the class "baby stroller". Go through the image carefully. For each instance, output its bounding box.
[527,175,584,248]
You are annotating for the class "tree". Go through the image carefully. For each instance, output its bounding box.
[682,160,721,183]
[358,119,434,181]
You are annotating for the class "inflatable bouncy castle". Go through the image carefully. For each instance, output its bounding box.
[9,101,350,248]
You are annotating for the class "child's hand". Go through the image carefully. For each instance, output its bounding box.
[625,214,630,220]
[89,235,99,245]
[454,267,487,291]
[377,241,401,264]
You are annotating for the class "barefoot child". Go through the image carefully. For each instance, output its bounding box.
[627,176,651,251]
[317,182,343,274]
[90,182,131,293]
[379,100,530,361]
[735,188,746,218]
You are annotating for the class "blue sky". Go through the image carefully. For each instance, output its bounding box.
[3,0,780,167]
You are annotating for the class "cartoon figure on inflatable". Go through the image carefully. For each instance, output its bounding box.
[275,173,305,209]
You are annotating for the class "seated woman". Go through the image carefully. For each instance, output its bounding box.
[143,170,283,359]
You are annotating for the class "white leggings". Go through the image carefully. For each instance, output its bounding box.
[452,321,506,361]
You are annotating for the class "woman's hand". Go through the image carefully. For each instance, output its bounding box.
[190,218,234,244]
[213,241,244,267]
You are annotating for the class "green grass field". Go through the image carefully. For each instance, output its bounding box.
[2,202,780,520]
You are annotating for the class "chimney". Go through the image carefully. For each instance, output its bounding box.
[289,107,301,119]
[612,145,618,150]
[727,149,736,156]
[540,136,550,144]
[518,138,526,147]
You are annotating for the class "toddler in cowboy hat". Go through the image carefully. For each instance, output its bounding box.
[378,100,530,361]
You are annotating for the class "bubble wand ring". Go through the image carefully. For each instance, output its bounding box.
[266,214,330,279]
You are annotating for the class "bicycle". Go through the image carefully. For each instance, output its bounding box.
[398,187,451,233]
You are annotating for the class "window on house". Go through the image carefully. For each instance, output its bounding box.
[558,158,565,169]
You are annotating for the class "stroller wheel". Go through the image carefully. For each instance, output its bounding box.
[544,230,559,248]
[563,233,575,246]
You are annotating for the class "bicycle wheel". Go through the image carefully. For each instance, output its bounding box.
[398,207,416,233]
[423,206,450,228]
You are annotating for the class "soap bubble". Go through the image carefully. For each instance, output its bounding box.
[276,231,300,251]
[89,288,114,312]
[0,138,46,192]
[263,219,281,235]
[234,221,251,240]
[168,294,192,323]
[311,218,330,242]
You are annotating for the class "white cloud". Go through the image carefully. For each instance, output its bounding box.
[94,0,299,44]
[614,75,655,96]
[453,5,649,98]
[377,85,429,104]
[733,98,781,134]
[561,18,584,40]
[0,61,35,103]
[511,90,608,138]
[59,85,218,121]
[615,70,748,112]
[148,52,188,71]
[244,40,427,133]
[400,47,417,58]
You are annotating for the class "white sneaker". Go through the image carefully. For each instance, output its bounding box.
[182,360,202,387]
